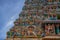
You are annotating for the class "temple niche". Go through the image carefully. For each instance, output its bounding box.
[6,0,60,40]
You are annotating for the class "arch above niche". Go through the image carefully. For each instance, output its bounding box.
[27,25,36,29]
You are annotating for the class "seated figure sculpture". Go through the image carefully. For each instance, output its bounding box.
[27,26,37,37]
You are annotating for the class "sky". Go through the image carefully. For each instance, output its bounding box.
[0,0,25,40]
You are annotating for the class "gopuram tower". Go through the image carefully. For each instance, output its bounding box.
[6,0,60,40]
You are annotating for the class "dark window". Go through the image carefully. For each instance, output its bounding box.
[59,0,60,2]
[58,6,60,8]
[52,0,55,2]
[59,25,60,32]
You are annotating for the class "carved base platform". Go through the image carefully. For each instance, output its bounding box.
[6,36,60,40]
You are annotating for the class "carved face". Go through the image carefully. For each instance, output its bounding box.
[21,31,25,35]
[28,26,34,31]
[38,31,42,35]
[56,24,59,27]
[53,14,56,17]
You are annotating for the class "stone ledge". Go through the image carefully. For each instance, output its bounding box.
[42,36,60,40]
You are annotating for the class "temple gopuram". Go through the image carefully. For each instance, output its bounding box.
[6,0,60,40]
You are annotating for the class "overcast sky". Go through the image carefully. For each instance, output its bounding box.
[0,0,25,40]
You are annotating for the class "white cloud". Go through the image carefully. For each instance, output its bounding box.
[0,14,18,39]
[0,0,25,39]
[0,1,22,39]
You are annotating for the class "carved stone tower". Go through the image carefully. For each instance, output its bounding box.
[6,0,60,40]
